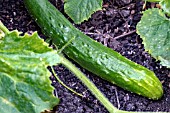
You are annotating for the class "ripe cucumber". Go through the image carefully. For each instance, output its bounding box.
[24,0,163,100]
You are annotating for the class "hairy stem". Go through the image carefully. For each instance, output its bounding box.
[60,55,119,113]
[59,55,167,113]
[50,66,83,97]
[0,21,10,34]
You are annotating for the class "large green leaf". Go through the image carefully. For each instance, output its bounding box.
[160,0,170,15]
[137,8,170,68]
[64,0,103,24]
[0,30,60,113]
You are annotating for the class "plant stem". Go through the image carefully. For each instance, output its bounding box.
[50,66,83,97]
[60,55,168,113]
[60,55,119,113]
[0,21,10,34]
[58,37,75,53]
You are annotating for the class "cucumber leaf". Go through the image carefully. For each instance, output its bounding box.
[160,0,170,15]
[64,0,103,24]
[0,30,5,38]
[0,30,60,113]
[137,8,170,68]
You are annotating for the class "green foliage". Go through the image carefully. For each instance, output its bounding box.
[64,0,102,24]
[0,30,4,38]
[144,0,161,2]
[24,0,163,100]
[160,0,170,15]
[0,30,60,113]
[144,0,170,15]
[137,8,170,68]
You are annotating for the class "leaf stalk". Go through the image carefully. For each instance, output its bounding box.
[59,55,168,113]
[50,66,83,97]
[59,54,119,113]
[0,21,10,34]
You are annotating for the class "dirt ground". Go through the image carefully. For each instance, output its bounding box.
[0,0,170,112]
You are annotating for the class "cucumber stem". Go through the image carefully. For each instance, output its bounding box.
[58,37,75,53]
[0,21,10,34]
[50,66,83,97]
[60,55,168,113]
[60,55,119,113]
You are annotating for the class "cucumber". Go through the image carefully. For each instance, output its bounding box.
[24,0,163,100]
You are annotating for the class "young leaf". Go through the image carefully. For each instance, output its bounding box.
[137,8,170,68]
[0,30,60,113]
[64,0,103,24]
[160,0,170,15]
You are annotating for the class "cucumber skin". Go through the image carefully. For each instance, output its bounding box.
[24,0,163,100]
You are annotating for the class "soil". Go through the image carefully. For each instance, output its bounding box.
[0,0,170,112]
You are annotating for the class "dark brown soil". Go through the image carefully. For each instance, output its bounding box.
[0,0,170,112]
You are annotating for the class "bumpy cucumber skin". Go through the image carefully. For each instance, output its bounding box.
[24,0,163,100]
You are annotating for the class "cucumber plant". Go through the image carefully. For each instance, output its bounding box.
[24,0,163,100]
[0,0,168,112]
[0,22,60,113]
[64,0,103,24]
[1,21,165,113]
[0,21,118,113]
[145,0,170,15]
[137,0,170,68]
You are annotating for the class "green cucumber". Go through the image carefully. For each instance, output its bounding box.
[24,0,163,100]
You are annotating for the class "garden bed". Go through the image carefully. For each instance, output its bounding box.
[0,0,170,112]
